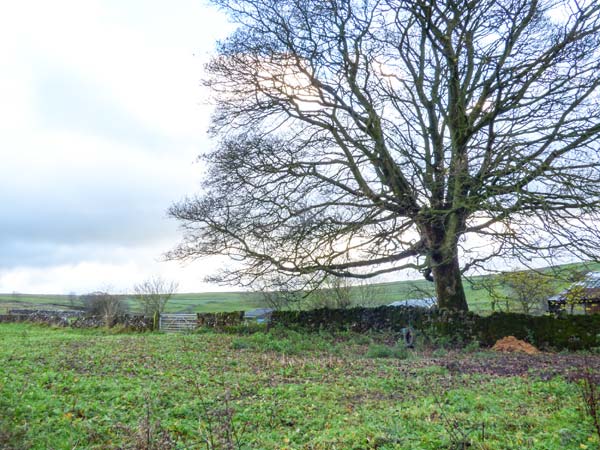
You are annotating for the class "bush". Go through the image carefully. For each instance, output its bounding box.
[462,341,480,353]
[81,291,127,326]
[367,344,393,358]
[230,338,250,350]
[366,343,411,359]
[432,348,448,358]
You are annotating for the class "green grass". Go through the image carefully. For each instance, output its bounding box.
[164,291,263,313]
[2,261,599,315]
[0,294,78,311]
[0,323,596,449]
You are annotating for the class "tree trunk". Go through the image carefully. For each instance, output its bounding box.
[431,252,469,311]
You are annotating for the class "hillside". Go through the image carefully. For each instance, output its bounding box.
[2,261,598,314]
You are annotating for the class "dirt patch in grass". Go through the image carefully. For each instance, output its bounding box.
[439,352,600,381]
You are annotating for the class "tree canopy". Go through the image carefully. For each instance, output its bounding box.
[169,0,600,310]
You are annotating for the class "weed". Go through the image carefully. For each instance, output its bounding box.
[462,341,480,353]
[114,394,177,450]
[421,326,455,350]
[191,381,249,450]
[432,348,448,358]
[392,345,411,360]
[230,338,250,350]
[525,327,536,346]
[425,377,486,449]
[579,361,600,441]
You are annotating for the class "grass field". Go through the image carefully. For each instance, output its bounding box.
[2,261,599,315]
[0,323,597,449]
[0,292,265,315]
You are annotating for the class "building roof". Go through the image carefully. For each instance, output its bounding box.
[244,308,274,318]
[388,297,437,308]
[548,272,600,304]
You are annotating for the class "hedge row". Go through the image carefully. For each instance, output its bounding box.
[271,306,600,351]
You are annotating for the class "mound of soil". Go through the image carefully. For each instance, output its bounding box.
[492,336,539,355]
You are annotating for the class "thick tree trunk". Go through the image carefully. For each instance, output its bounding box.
[431,252,469,311]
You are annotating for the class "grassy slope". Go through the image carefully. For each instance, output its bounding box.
[0,323,595,449]
[2,261,599,314]
[0,292,264,315]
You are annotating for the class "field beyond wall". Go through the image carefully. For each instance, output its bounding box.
[3,261,600,315]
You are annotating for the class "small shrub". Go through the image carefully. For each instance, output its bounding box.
[462,340,480,353]
[423,331,454,350]
[367,344,394,358]
[351,333,373,346]
[367,344,411,359]
[230,339,250,350]
[391,345,411,360]
[432,348,448,358]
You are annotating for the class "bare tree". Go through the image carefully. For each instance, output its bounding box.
[67,291,80,310]
[352,278,390,307]
[169,0,600,311]
[256,274,304,310]
[133,277,178,321]
[82,291,127,326]
[306,275,354,309]
[258,273,388,310]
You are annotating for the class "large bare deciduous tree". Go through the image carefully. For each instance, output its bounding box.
[169,0,600,310]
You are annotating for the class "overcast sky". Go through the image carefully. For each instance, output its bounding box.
[0,1,577,295]
[0,0,235,294]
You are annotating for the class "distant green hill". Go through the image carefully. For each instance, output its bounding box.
[2,261,598,314]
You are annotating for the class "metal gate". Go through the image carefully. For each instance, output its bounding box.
[159,313,198,333]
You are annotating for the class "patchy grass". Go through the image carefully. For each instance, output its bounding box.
[1,324,597,449]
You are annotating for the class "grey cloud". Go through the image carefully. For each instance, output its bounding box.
[0,200,177,246]
[0,228,178,269]
[0,161,185,253]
